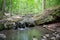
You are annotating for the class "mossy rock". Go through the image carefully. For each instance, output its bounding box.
[4,22,14,29]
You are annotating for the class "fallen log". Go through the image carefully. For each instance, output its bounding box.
[32,7,60,25]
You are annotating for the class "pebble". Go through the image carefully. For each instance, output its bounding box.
[41,31,60,40]
[33,38,38,40]
[43,36,47,38]
[45,34,49,37]
[50,37,56,40]
[43,25,48,28]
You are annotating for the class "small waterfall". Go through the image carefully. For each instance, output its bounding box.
[14,15,35,30]
[18,22,28,30]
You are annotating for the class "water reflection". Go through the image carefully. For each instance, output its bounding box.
[1,27,51,40]
[17,30,28,40]
[5,27,41,40]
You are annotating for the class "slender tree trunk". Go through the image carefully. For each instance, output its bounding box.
[42,0,46,12]
[10,0,12,16]
[1,0,6,16]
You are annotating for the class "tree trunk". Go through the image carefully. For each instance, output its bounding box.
[1,0,6,16]
[10,0,12,16]
[42,0,46,12]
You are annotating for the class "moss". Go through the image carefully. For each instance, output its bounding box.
[34,7,60,25]
[35,15,54,25]
[51,7,60,17]
[4,23,14,29]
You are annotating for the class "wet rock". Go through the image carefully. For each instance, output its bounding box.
[0,34,6,40]
[41,38,47,40]
[33,36,38,40]
[43,25,48,28]
[41,35,47,39]
[43,36,47,39]
[45,34,49,37]
[15,21,22,28]
[50,37,56,40]
[41,30,60,40]
[56,34,60,37]
[56,33,60,40]
[15,21,35,29]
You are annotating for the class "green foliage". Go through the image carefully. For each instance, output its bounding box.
[1,0,42,15]
[0,0,60,15]
[0,0,2,11]
[46,0,60,8]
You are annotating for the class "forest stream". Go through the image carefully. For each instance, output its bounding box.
[0,26,56,40]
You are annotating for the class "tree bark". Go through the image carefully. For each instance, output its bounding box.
[10,0,12,16]
[42,0,46,12]
[1,0,6,15]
